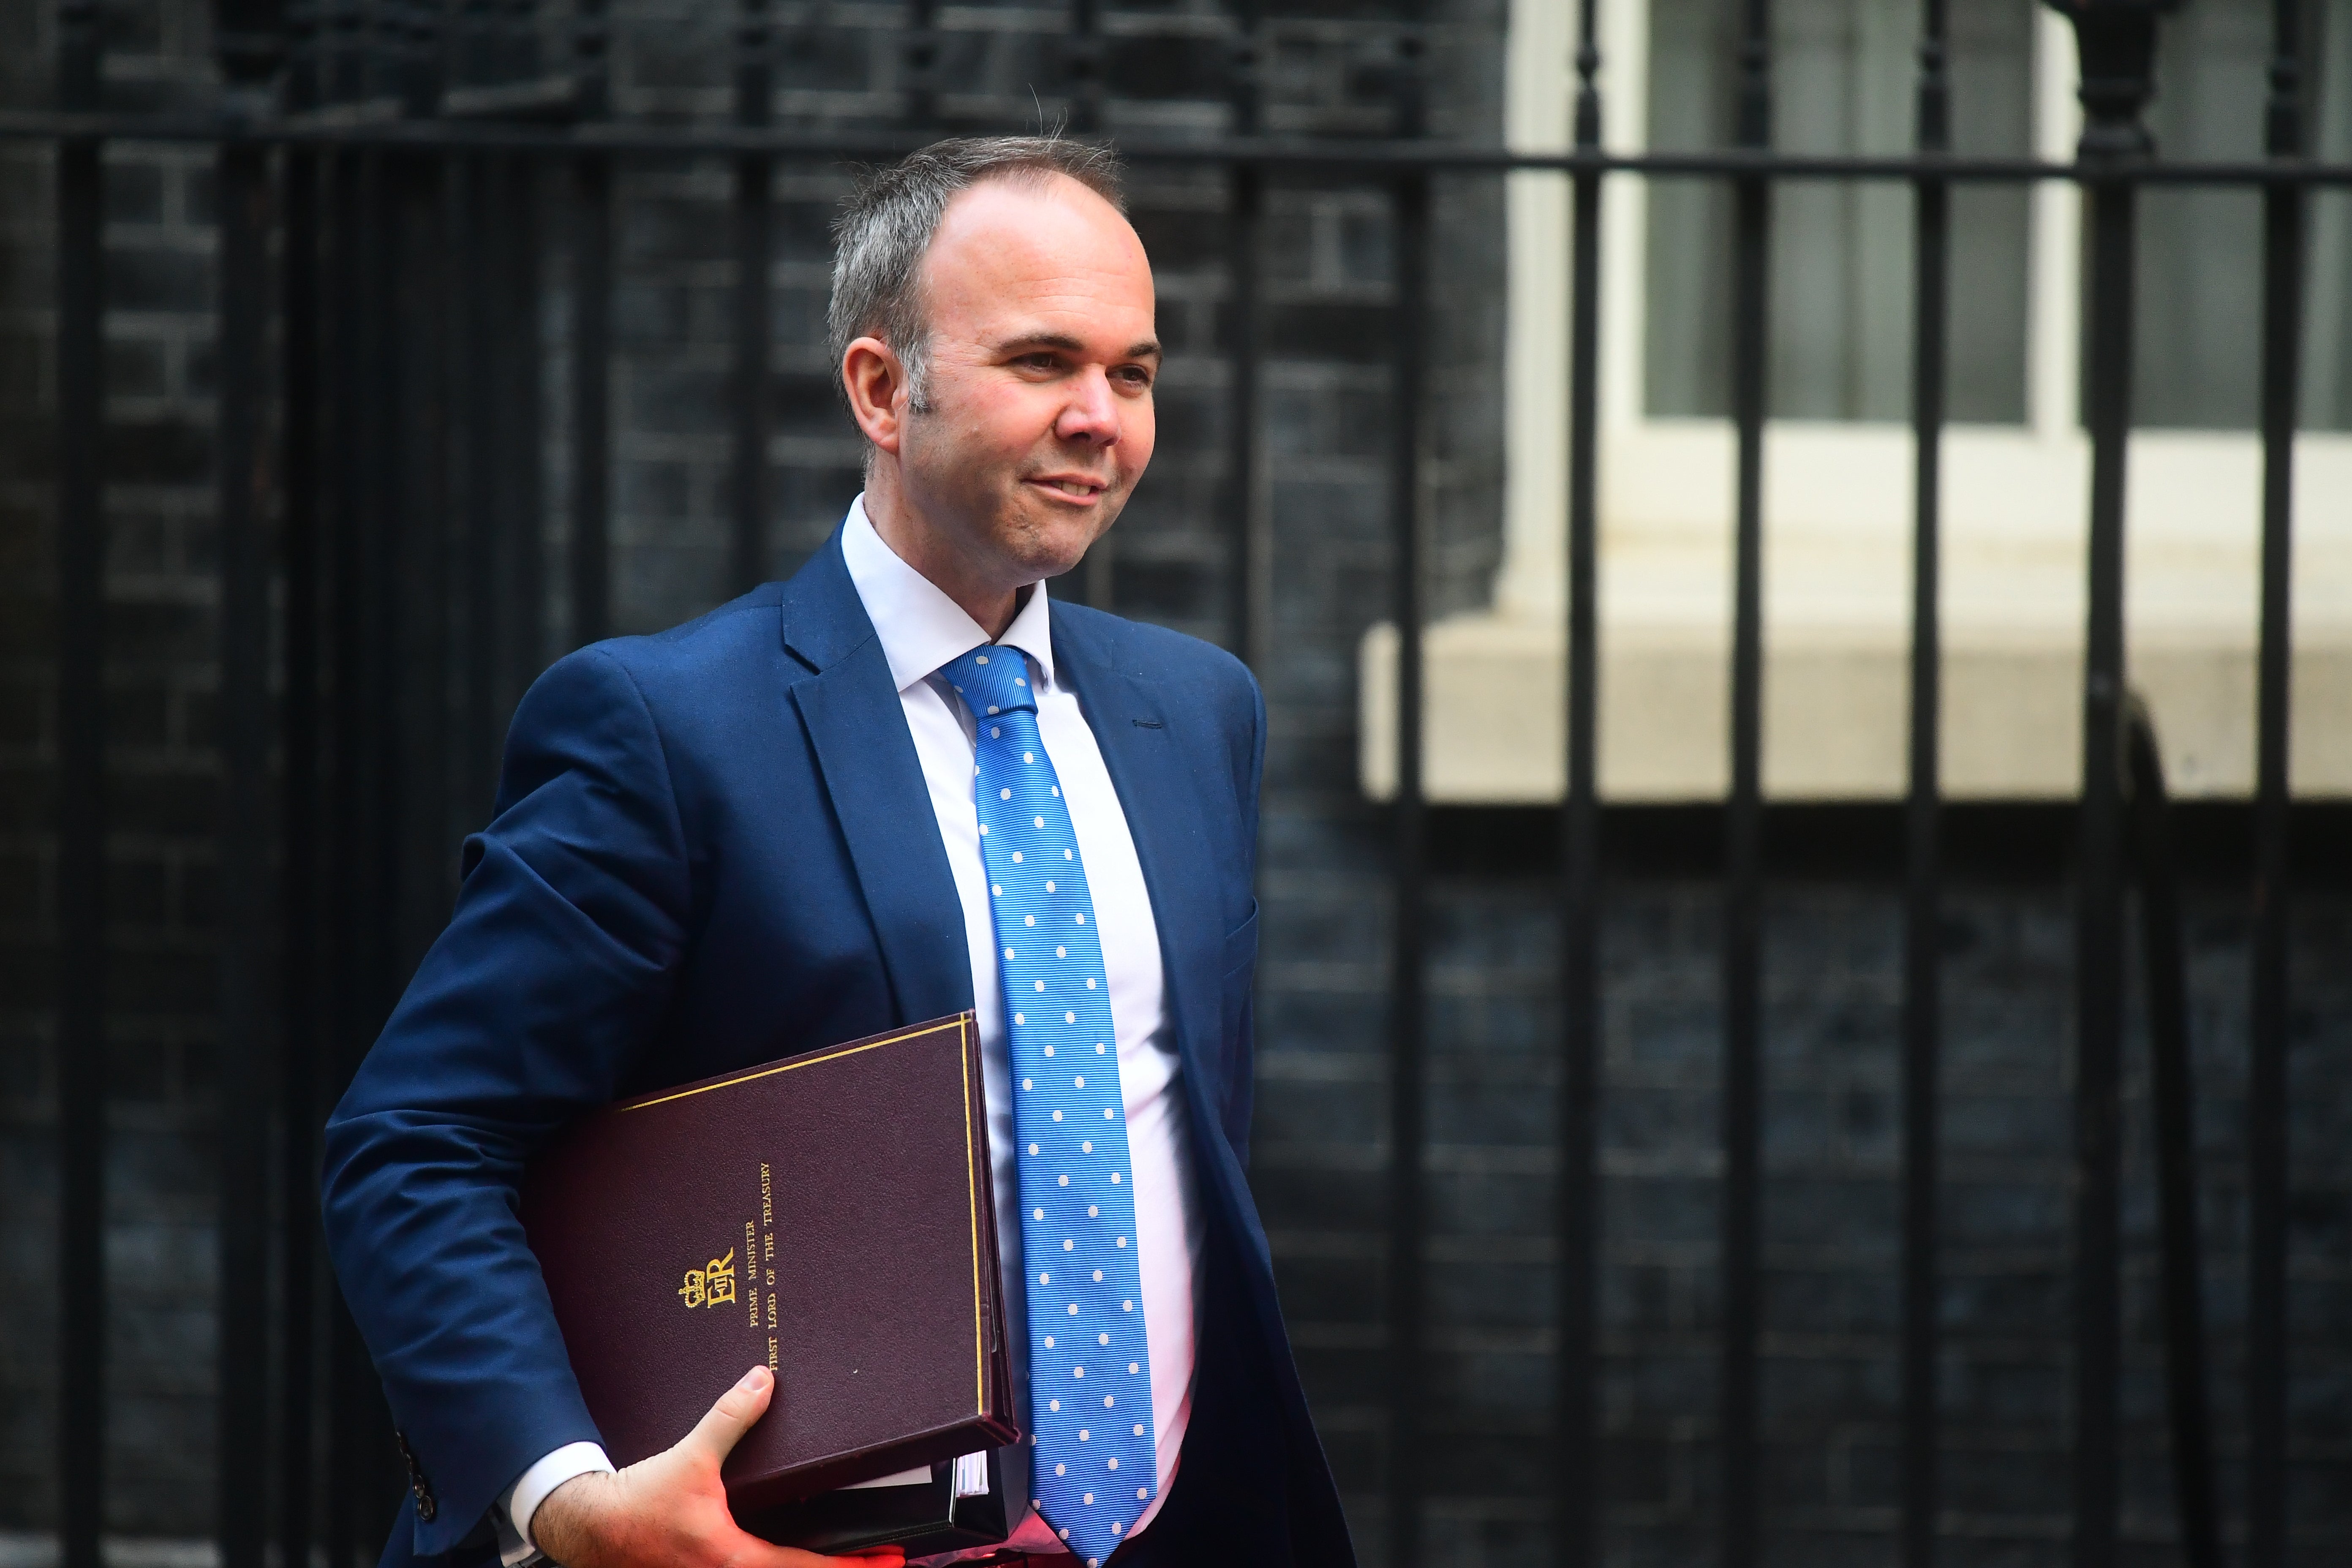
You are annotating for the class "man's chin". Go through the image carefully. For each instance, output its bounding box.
[1003,500,1119,585]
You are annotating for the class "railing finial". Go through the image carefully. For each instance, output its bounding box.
[1064,0,1105,136]
[213,0,289,97]
[736,0,772,129]
[1734,0,1770,150]
[572,0,609,119]
[1915,0,1949,155]
[1573,0,1601,151]
[58,0,101,109]
[2041,0,2178,161]
[1226,1,1260,139]
[1390,24,1427,142]
[2266,0,2304,158]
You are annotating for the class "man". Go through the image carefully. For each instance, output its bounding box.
[321,136,1354,1568]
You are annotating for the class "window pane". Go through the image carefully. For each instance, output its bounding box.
[1645,0,2033,423]
[2300,0,2352,428]
[2133,0,2352,430]
[2134,4,2269,428]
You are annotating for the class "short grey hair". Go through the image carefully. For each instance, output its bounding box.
[828,136,1127,414]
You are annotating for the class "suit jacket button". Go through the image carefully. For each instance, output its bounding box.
[393,1429,438,1522]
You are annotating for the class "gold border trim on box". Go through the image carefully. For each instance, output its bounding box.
[615,1015,991,1418]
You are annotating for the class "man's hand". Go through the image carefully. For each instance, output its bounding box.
[531,1366,904,1568]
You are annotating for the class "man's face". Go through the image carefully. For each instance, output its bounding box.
[890,174,1160,590]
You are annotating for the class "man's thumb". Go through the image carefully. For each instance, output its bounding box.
[683,1364,775,1465]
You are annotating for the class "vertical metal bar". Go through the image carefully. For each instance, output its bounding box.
[451,0,501,801]
[277,7,324,1563]
[904,0,938,129]
[1225,4,1265,666]
[462,151,504,803]
[451,0,480,87]
[500,155,545,699]
[2123,703,2222,1568]
[53,2,106,1563]
[1064,0,1105,636]
[322,139,360,1568]
[1556,5,1605,1566]
[376,0,452,1029]
[460,138,542,803]
[1080,517,1116,614]
[212,7,285,1565]
[322,0,360,106]
[731,0,773,597]
[323,112,385,1560]
[1721,3,1772,1564]
[1066,0,1105,137]
[1901,5,1948,1567]
[455,0,492,88]
[365,145,407,1051]
[337,5,410,1524]
[498,0,533,81]
[1071,0,1112,611]
[390,0,437,114]
[2051,6,2162,1560]
[2247,5,2304,1564]
[1386,35,1429,1568]
[318,18,368,1541]
[2070,158,2130,1568]
[404,148,453,958]
[372,110,436,1528]
[394,0,453,955]
[371,0,401,104]
[1223,179,1262,658]
[569,0,611,646]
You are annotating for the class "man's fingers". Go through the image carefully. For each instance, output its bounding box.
[672,1372,907,1568]
[679,1364,776,1466]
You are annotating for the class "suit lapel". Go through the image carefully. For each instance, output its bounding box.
[773,552,1224,1108]
[1050,607,1224,1097]
[779,533,973,1026]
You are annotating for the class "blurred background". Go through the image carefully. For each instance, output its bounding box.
[2,1,2349,1566]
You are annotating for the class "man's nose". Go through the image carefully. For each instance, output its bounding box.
[1054,368,1122,447]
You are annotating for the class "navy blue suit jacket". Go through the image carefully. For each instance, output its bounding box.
[321,529,1352,1565]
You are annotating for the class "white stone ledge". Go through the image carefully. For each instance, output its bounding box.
[1364,426,2352,803]
[1362,614,2352,802]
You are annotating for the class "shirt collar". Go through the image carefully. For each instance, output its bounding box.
[840,494,1058,693]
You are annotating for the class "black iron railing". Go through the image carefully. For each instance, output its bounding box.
[14,1,2330,1567]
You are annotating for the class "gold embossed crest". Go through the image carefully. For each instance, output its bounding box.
[677,1246,738,1309]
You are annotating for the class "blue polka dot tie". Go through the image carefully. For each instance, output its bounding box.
[941,644,1156,1566]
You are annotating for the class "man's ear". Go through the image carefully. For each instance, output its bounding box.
[841,337,909,455]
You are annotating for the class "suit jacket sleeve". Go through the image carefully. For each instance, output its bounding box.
[320,646,694,1555]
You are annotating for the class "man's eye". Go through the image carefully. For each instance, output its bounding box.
[1114,368,1153,390]
[1017,354,1059,371]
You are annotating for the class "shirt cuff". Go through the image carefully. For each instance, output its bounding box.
[496,1441,616,1565]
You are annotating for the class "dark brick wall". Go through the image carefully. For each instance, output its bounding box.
[1252,838,2352,1568]
[1,0,230,1535]
[4,4,2350,1567]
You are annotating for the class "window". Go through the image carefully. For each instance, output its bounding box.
[2137,1,2352,430]
[1638,0,2352,431]
[1645,0,2034,422]
[1363,0,2352,805]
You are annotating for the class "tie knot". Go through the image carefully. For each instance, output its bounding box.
[941,645,1037,721]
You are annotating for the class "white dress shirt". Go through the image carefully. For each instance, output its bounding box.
[498,498,1204,1557]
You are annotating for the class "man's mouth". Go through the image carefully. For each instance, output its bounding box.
[1028,476,1109,501]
